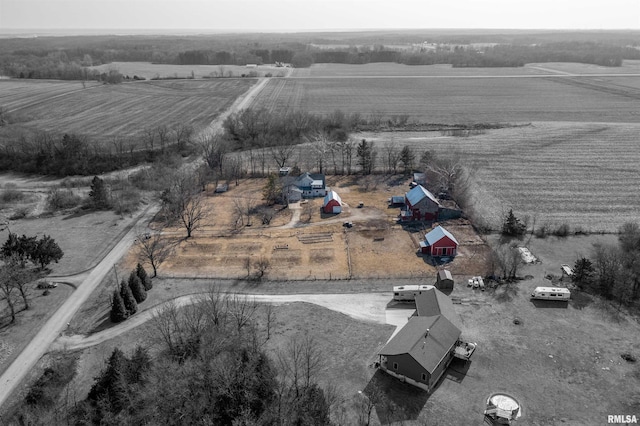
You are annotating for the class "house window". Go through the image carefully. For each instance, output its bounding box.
[393,362,398,370]
[421,373,427,381]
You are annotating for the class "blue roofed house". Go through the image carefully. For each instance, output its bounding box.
[295,172,326,198]
[379,288,466,392]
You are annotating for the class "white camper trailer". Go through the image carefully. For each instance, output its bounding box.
[393,285,435,301]
[530,287,571,301]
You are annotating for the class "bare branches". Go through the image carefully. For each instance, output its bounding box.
[162,171,210,238]
[136,232,173,278]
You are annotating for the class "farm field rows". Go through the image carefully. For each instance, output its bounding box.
[0,78,255,142]
[358,122,640,232]
[0,80,101,111]
[250,74,640,123]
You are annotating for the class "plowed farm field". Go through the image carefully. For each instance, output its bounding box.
[249,62,640,123]
[358,121,640,232]
[0,78,255,142]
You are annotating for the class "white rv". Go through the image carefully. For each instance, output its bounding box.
[530,287,571,301]
[393,285,435,301]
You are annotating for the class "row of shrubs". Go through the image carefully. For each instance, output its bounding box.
[110,264,153,323]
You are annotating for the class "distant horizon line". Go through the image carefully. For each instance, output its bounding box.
[2,27,639,37]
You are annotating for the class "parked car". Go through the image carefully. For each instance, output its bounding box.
[37,281,58,289]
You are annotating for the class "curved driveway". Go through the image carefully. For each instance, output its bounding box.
[51,292,413,352]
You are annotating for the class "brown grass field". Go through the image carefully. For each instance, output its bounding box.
[0,78,255,142]
[122,178,490,280]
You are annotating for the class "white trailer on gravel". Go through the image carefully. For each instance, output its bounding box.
[393,285,435,301]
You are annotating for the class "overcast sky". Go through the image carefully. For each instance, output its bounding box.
[1,0,639,32]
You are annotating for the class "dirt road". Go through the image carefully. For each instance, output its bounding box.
[0,204,159,410]
[51,291,413,351]
[196,76,271,140]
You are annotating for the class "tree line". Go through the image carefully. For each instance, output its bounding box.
[0,127,196,177]
[3,33,639,78]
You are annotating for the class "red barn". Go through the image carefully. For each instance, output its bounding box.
[322,190,342,214]
[420,226,459,257]
[400,185,441,221]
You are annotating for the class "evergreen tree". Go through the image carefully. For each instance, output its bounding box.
[399,145,415,176]
[128,271,147,303]
[356,139,376,175]
[120,279,138,315]
[110,289,128,323]
[136,263,153,291]
[262,173,279,205]
[502,209,527,237]
[572,257,596,290]
[89,176,110,210]
[88,348,130,414]
[127,346,152,385]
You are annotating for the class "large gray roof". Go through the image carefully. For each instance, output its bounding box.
[406,185,440,208]
[379,315,461,374]
[415,288,462,330]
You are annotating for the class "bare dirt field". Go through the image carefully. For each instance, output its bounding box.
[0,78,255,142]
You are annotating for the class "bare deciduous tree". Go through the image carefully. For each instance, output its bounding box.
[173,124,193,151]
[232,197,256,228]
[253,256,271,281]
[200,133,229,174]
[225,294,258,333]
[163,172,210,238]
[270,143,296,169]
[136,232,173,278]
[264,303,276,341]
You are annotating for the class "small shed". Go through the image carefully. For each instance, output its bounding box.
[323,190,342,214]
[389,196,405,206]
[435,270,454,290]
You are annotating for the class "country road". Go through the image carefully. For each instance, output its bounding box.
[0,204,160,410]
[51,292,414,352]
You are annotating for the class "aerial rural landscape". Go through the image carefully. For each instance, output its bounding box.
[1,5,640,425]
